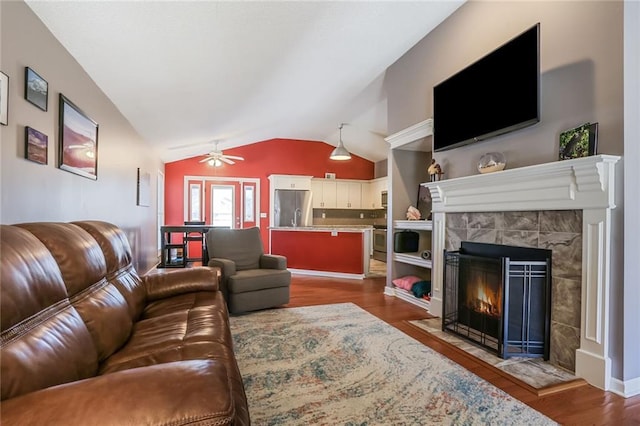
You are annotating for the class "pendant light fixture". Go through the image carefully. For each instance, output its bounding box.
[330,123,352,161]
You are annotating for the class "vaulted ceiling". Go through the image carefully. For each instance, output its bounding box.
[26,1,463,163]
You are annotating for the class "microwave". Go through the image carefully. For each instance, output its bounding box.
[381,191,388,208]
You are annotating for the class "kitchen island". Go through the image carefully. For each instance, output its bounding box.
[269,226,372,279]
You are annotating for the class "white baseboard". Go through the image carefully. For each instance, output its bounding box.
[289,268,364,280]
[610,376,640,398]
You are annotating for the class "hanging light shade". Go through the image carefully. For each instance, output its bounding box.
[330,123,352,161]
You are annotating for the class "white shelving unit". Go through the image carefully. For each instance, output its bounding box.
[383,119,435,313]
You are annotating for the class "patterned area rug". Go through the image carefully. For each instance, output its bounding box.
[230,303,557,425]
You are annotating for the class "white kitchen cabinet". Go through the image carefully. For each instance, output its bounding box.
[366,177,388,209]
[336,181,362,209]
[311,179,337,208]
[269,174,312,190]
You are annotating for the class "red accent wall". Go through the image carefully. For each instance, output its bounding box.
[164,138,375,248]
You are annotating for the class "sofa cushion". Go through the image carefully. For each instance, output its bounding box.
[99,292,234,374]
[0,226,98,400]
[74,221,147,321]
[16,223,133,363]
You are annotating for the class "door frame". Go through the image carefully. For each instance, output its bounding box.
[183,175,261,228]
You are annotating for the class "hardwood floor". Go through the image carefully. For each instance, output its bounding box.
[282,274,640,426]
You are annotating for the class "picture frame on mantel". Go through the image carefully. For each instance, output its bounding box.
[58,94,99,180]
[416,184,432,221]
[558,122,598,160]
[0,71,9,125]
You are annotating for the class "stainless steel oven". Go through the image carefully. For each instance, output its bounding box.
[372,226,387,262]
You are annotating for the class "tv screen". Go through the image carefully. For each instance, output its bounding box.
[433,23,540,152]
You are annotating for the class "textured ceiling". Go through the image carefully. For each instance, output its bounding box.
[26,1,463,163]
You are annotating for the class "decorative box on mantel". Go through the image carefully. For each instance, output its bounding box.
[423,154,621,392]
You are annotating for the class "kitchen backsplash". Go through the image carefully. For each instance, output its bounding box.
[312,208,386,227]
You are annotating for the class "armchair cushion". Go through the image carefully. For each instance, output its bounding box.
[229,269,291,294]
[207,227,263,271]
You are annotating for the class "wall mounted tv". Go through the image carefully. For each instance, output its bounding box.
[433,23,540,152]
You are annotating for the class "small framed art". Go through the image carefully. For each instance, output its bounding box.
[25,67,48,111]
[25,126,48,165]
[59,94,99,180]
[0,71,8,125]
[559,122,598,160]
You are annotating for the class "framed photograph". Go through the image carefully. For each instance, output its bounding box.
[416,184,432,221]
[25,67,48,111]
[137,168,151,207]
[559,122,598,160]
[59,94,99,180]
[25,126,48,165]
[0,71,8,126]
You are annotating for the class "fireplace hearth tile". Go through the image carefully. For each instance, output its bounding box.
[540,232,582,279]
[409,318,577,389]
[467,228,501,244]
[550,322,580,372]
[467,212,499,229]
[552,277,581,328]
[540,210,582,233]
[502,230,539,247]
[503,211,539,230]
[446,213,468,229]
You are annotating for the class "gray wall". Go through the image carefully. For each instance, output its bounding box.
[0,1,162,274]
[385,1,637,387]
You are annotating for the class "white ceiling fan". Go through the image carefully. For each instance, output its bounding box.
[198,141,244,166]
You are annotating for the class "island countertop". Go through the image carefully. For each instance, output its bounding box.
[269,225,372,232]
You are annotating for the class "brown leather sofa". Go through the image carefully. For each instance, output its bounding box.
[0,221,250,425]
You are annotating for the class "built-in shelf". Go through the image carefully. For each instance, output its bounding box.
[392,252,432,268]
[392,287,431,310]
[394,220,432,231]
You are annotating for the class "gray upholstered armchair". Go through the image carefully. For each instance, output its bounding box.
[205,227,291,314]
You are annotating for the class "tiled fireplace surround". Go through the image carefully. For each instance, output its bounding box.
[423,155,620,391]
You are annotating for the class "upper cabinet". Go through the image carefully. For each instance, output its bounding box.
[363,177,388,209]
[336,181,362,209]
[269,174,312,190]
[311,179,337,208]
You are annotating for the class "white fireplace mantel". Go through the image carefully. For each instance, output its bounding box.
[423,154,621,391]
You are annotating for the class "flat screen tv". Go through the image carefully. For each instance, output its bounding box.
[433,23,540,152]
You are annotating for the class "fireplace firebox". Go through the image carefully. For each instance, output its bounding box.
[443,242,552,360]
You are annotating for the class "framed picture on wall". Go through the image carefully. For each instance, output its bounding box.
[25,126,48,165]
[58,94,99,180]
[137,168,151,207]
[559,122,598,160]
[0,71,8,126]
[25,67,48,111]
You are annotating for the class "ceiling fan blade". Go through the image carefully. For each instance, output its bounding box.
[221,157,235,165]
[198,157,213,163]
[223,155,244,161]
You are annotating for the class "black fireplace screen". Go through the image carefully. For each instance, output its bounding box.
[443,242,551,360]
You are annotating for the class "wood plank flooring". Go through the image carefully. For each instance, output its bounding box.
[282,274,640,426]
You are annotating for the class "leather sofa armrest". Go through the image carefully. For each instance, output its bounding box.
[208,258,236,279]
[1,360,235,426]
[260,254,287,270]
[143,267,219,301]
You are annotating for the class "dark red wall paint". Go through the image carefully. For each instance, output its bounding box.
[270,230,364,274]
[164,138,375,248]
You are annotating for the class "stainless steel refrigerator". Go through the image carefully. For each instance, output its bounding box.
[274,189,312,227]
